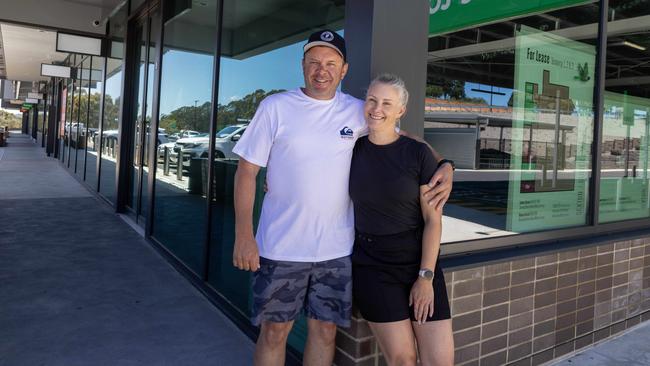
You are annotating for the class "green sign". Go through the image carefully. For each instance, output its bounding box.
[506,25,595,232]
[429,0,590,36]
[22,104,32,110]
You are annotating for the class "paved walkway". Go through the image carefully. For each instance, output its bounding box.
[0,132,254,366]
[551,320,650,366]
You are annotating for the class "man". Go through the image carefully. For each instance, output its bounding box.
[232,30,454,366]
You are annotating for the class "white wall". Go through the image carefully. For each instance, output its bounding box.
[0,0,114,34]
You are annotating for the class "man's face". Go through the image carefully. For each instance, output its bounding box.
[302,46,348,100]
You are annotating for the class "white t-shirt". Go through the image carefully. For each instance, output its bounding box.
[233,88,367,262]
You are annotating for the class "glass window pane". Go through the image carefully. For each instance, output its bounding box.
[208,0,345,353]
[75,56,91,180]
[65,79,74,168]
[152,0,216,274]
[599,0,650,223]
[99,4,127,203]
[86,56,104,190]
[426,3,600,243]
[140,9,160,220]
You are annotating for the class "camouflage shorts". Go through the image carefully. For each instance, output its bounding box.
[251,256,352,327]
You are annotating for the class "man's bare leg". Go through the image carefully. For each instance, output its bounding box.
[255,320,294,366]
[303,318,338,366]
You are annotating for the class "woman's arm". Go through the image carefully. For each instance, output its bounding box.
[410,185,443,323]
[399,130,453,210]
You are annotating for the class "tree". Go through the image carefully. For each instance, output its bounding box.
[0,110,22,129]
[426,84,444,98]
[215,89,284,129]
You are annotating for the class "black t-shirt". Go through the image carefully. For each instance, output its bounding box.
[349,135,438,235]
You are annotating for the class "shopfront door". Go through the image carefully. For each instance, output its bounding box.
[123,2,160,225]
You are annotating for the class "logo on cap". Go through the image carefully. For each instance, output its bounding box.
[321,31,334,42]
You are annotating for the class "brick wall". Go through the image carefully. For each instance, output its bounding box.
[334,238,650,365]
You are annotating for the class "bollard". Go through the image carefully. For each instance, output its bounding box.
[176,150,183,181]
[163,146,170,176]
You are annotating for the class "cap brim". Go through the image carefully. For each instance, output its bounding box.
[303,41,345,60]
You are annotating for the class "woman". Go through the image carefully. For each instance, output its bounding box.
[349,74,454,366]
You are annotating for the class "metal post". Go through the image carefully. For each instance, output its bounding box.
[553,89,561,188]
[164,146,170,175]
[176,151,183,180]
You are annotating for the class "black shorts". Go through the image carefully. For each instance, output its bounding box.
[352,229,451,323]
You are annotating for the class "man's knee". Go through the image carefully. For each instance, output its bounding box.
[387,351,417,366]
[309,321,337,344]
[259,322,293,348]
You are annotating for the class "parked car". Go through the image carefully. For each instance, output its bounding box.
[213,124,247,159]
[161,124,248,168]
[168,130,201,141]
[65,123,86,148]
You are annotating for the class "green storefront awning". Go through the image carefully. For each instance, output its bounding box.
[429,0,592,36]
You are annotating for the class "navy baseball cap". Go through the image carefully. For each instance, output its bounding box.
[303,30,346,61]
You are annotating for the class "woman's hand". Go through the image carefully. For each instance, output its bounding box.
[409,278,435,324]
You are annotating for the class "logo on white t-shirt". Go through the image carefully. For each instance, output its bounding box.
[339,126,354,139]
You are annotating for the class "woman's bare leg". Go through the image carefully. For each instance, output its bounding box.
[412,319,454,366]
[368,320,418,366]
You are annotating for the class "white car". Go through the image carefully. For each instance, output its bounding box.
[164,124,248,168]
[213,124,247,159]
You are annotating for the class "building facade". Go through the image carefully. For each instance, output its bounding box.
[9,0,650,364]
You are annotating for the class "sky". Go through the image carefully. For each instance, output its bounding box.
[103,29,513,117]
[102,41,305,115]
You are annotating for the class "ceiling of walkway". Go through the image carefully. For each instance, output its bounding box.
[0,0,123,84]
[0,24,69,83]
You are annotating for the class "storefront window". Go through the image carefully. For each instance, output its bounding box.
[74,56,90,180]
[599,0,650,223]
[208,0,345,352]
[99,4,127,203]
[85,56,104,190]
[152,0,216,274]
[427,2,600,243]
[65,75,75,168]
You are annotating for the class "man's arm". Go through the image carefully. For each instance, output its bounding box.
[399,129,454,210]
[233,158,262,272]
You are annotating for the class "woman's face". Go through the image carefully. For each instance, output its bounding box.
[364,82,406,132]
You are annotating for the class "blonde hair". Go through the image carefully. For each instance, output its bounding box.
[369,73,409,107]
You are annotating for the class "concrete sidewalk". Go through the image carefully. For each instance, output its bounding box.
[551,320,650,366]
[0,132,254,366]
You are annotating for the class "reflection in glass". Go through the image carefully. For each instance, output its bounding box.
[66,78,76,169]
[99,3,127,203]
[85,56,104,190]
[209,0,345,352]
[152,0,215,274]
[74,56,91,179]
[426,3,600,242]
[599,0,650,223]
[141,9,160,220]
[99,58,123,202]
[127,21,147,215]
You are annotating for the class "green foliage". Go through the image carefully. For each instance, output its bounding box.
[157,89,285,134]
[67,88,104,128]
[0,109,22,129]
[427,78,466,100]
[159,101,212,134]
[426,84,444,98]
[427,79,488,104]
[216,89,284,130]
